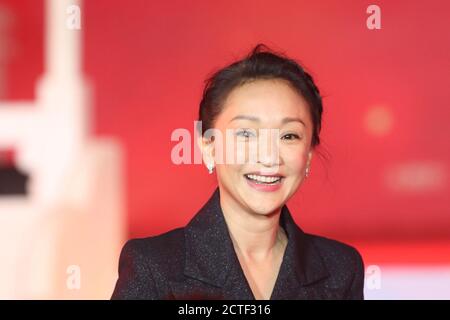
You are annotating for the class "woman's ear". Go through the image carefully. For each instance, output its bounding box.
[197,135,215,167]
[306,150,313,167]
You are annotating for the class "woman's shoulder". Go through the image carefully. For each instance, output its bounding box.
[306,233,362,256]
[301,233,365,299]
[304,232,365,274]
[112,227,186,299]
[121,227,186,261]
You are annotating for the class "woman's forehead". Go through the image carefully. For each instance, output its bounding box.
[219,79,312,125]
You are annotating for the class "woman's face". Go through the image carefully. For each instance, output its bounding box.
[202,78,314,216]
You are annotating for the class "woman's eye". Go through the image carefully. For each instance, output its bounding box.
[281,133,301,140]
[236,129,255,138]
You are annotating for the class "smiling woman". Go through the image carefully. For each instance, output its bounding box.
[111,44,365,300]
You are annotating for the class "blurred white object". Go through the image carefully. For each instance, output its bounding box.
[0,0,125,299]
[364,265,450,300]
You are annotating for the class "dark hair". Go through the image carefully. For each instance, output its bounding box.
[197,43,324,149]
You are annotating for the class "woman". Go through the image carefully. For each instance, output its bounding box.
[111,44,365,300]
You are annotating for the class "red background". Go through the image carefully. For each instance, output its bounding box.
[2,0,450,252]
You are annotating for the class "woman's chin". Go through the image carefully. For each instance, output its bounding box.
[242,196,284,216]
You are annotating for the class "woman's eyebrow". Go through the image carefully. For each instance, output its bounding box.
[229,115,305,127]
[282,117,306,127]
[229,115,260,123]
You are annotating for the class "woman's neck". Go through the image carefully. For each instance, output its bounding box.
[219,191,287,262]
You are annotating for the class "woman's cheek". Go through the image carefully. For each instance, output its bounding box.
[282,148,308,174]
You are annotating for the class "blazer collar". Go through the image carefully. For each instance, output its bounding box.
[183,187,330,299]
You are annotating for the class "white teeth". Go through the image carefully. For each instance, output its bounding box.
[246,174,281,183]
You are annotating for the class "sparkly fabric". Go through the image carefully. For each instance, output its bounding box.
[111,187,365,300]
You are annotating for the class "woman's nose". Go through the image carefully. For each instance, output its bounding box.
[257,129,280,167]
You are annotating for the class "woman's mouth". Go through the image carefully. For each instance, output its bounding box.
[244,174,282,184]
[243,174,284,192]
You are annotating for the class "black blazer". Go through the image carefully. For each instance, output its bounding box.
[111,187,365,300]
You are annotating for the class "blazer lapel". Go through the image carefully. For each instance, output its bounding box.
[270,204,331,299]
[170,187,331,300]
[170,187,254,300]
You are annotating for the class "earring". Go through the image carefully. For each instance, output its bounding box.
[305,166,310,178]
[207,162,215,174]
